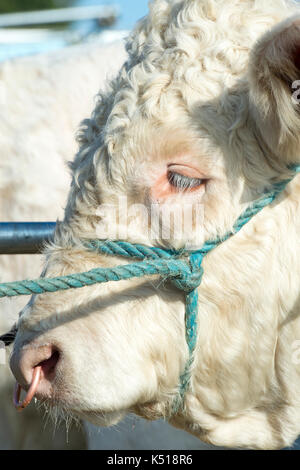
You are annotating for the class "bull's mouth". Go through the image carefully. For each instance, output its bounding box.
[38,399,126,429]
[11,348,124,428]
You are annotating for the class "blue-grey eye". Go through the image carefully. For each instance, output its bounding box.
[167,171,204,191]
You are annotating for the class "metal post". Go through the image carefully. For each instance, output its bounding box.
[0,222,56,255]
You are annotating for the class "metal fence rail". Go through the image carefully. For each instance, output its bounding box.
[0,223,56,254]
[0,5,119,28]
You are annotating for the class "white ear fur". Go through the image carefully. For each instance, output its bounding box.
[249,14,300,162]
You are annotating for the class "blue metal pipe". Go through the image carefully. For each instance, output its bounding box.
[0,222,56,254]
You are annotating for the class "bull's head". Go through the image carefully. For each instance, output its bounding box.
[8,0,300,449]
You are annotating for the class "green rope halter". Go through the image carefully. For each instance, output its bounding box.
[1,164,299,414]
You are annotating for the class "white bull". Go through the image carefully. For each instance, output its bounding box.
[5,0,300,450]
[0,35,212,450]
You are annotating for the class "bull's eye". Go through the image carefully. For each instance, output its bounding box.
[167,170,204,191]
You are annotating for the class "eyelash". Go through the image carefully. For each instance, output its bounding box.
[167,171,204,191]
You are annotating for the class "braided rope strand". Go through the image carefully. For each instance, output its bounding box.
[0,258,199,299]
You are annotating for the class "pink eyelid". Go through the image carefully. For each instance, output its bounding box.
[151,164,206,200]
[167,163,205,179]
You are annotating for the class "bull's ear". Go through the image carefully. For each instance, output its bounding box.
[248,14,300,162]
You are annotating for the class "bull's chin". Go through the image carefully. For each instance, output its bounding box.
[73,409,126,427]
[37,394,126,428]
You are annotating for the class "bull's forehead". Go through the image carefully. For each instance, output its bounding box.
[124,0,290,95]
[102,0,293,144]
[103,59,246,157]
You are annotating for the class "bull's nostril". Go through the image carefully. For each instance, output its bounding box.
[38,349,60,381]
[13,347,60,411]
[10,344,61,393]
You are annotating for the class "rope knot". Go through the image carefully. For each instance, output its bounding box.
[171,254,204,293]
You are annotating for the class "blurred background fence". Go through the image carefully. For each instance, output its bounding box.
[0,0,148,62]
